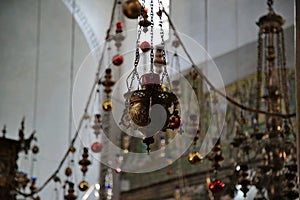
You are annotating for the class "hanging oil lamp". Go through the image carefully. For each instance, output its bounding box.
[124,0,181,153]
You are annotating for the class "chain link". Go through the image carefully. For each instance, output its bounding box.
[158,1,171,88]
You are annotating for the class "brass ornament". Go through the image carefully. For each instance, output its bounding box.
[122,0,141,19]
[188,151,203,165]
[78,180,89,192]
[32,145,39,154]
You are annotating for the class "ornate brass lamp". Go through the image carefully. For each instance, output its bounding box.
[123,0,181,153]
[230,0,298,199]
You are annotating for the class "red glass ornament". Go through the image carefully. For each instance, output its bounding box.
[112,55,124,66]
[91,142,102,153]
[169,115,181,129]
[209,179,225,194]
[116,22,123,29]
[140,41,151,53]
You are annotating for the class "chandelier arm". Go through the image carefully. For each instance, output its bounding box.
[16,0,119,197]
[162,8,296,120]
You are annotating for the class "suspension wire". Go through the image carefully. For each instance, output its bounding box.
[30,0,42,180]
[68,0,76,152]
[32,0,41,130]
[162,8,295,119]
[16,0,119,197]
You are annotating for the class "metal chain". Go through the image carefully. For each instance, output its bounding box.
[158,0,171,88]
[256,33,263,113]
[127,0,144,91]
[280,31,294,130]
[150,0,154,73]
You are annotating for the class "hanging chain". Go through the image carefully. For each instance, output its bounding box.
[127,0,145,91]
[256,33,263,113]
[158,1,171,88]
[150,0,154,73]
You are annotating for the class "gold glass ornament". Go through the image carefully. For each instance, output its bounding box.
[103,100,113,112]
[32,145,39,154]
[188,151,203,165]
[78,180,89,192]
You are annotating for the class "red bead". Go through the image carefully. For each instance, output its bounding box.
[91,142,102,153]
[116,22,123,29]
[144,8,148,13]
[209,179,225,194]
[140,41,151,53]
[112,54,123,66]
[166,170,172,175]
[169,115,181,129]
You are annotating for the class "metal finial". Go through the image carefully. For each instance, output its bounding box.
[267,0,273,11]
[2,125,6,138]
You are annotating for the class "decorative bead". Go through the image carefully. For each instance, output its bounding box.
[140,41,151,52]
[32,145,39,154]
[78,180,89,192]
[69,146,76,153]
[102,100,113,112]
[122,0,141,19]
[116,22,123,29]
[112,54,123,66]
[91,142,102,153]
[209,179,225,194]
[188,151,203,165]
[169,114,181,129]
[65,167,72,177]
[166,169,172,175]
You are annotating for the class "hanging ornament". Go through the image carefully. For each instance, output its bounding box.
[91,142,103,153]
[115,167,122,174]
[116,22,123,32]
[102,68,115,96]
[102,99,113,112]
[78,180,89,192]
[187,151,203,165]
[112,54,124,66]
[29,177,37,193]
[139,6,151,29]
[174,185,181,200]
[140,41,151,53]
[32,145,39,154]
[122,135,130,153]
[122,0,141,19]
[104,168,114,199]
[78,147,92,176]
[166,169,172,175]
[16,171,30,190]
[209,179,225,194]
[169,111,181,130]
[64,182,77,200]
[92,114,102,137]
[65,167,72,177]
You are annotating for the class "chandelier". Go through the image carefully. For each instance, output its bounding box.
[230,0,298,199]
